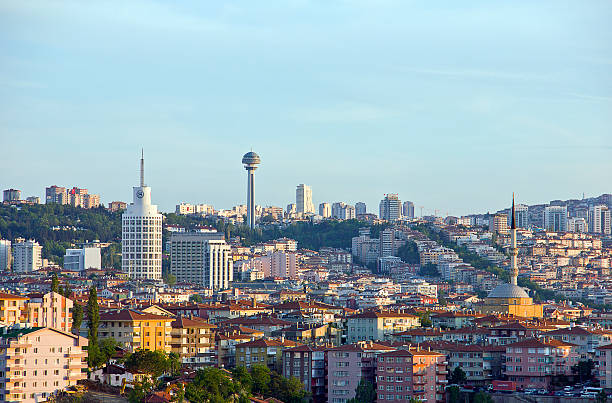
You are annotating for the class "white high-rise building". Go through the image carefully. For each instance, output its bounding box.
[64,246,102,271]
[355,202,367,216]
[12,239,42,273]
[296,184,315,215]
[379,194,401,221]
[543,205,568,232]
[589,205,611,235]
[568,217,588,233]
[319,202,331,218]
[0,240,11,271]
[169,232,232,289]
[122,151,163,280]
[515,204,529,228]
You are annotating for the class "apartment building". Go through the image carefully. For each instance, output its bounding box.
[98,309,174,352]
[447,344,505,384]
[327,341,395,403]
[235,337,301,372]
[0,240,10,272]
[11,239,42,273]
[45,186,68,204]
[282,345,326,402]
[504,338,579,390]
[25,292,73,333]
[170,315,216,368]
[0,326,87,403]
[0,293,28,326]
[596,343,612,389]
[346,311,420,343]
[375,348,447,403]
[64,246,102,271]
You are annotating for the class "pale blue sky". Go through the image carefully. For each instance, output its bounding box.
[1,1,611,216]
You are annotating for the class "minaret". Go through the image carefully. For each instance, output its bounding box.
[509,193,519,285]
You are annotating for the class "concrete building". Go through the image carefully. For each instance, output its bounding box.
[171,315,217,368]
[242,151,261,229]
[379,194,401,221]
[489,213,508,234]
[376,348,447,403]
[568,217,588,233]
[402,201,415,219]
[12,239,42,273]
[63,246,101,271]
[296,184,315,215]
[513,204,529,228]
[107,201,127,212]
[3,189,21,202]
[122,151,163,280]
[0,239,11,271]
[355,202,367,216]
[319,203,331,218]
[99,309,173,352]
[544,205,568,232]
[590,205,611,235]
[0,326,88,403]
[45,186,68,204]
[286,203,297,216]
[283,345,326,403]
[25,292,73,333]
[235,337,300,372]
[345,311,420,342]
[26,196,40,204]
[0,293,28,326]
[66,187,100,209]
[331,202,355,220]
[169,232,232,290]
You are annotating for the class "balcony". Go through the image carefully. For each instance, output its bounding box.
[413,379,426,385]
[436,369,448,375]
[413,389,426,394]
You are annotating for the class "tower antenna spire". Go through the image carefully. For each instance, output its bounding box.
[140,148,145,187]
[511,192,516,230]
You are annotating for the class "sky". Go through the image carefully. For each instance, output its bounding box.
[1,1,611,216]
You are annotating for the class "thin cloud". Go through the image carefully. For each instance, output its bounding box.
[291,102,395,123]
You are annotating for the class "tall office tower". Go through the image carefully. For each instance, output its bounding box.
[169,232,232,289]
[331,202,345,219]
[296,184,315,215]
[122,151,163,280]
[46,185,68,204]
[64,246,101,271]
[242,151,261,229]
[568,217,588,233]
[379,228,396,257]
[2,189,21,202]
[0,240,11,271]
[344,204,356,219]
[355,202,367,216]
[543,205,568,232]
[589,205,612,235]
[402,201,415,219]
[379,194,401,221]
[12,239,42,272]
[514,204,529,228]
[319,202,331,218]
[489,213,508,234]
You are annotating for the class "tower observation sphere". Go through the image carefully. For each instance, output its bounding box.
[242,151,260,229]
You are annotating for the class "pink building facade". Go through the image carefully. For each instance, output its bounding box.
[504,338,578,390]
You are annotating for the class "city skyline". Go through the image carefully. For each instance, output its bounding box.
[1,1,611,216]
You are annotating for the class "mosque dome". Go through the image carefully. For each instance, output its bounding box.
[487,283,530,299]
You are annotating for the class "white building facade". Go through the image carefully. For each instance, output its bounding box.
[0,240,11,271]
[12,239,42,273]
[296,184,315,215]
[64,246,102,271]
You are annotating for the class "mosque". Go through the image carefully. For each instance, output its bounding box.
[480,196,544,318]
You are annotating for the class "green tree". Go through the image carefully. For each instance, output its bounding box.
[572,359,595,383]
[250,364,271,396]
[269,372,309,403]
[449,366,467,384]
[597,389,608,403]
[128,378,154,403]
[185,366,248,403]
[125,350,171,379]
[163,270,177,286]
[416,311,433,328]
[58,285,64,296]
[71,303,83,334]
[419,263,440,277]
[51,273,59,292]
[99,337,119,363]
[168,352,182,376]
[190,294,204,303]
[87,286,100,367]
[231,366,253,393]
[473,391,494,403]
[347,379,376,403]
[63,283,73,298]
[447,385,461,403]
[398,240,420,264]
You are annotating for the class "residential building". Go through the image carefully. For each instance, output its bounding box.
[319,203,331,218]
[568,217,588,233]
[63,246,102,271]
[108,201,127,212]
[447,344,505,384]
[122,152,163,280]
[596,343,612,389]
[590,205,611,235]
[0,326,88,403]
[0,239,11,271]
[98,309,174,352]
[0,293,28,326]
[235,337,301,372]
[544,205,568,232]
[169,232,232,289]
[355,202,367,216]
[504,338,579,390]
[545,326,612,360]
[25,292,73,332]
[331,202,355,220]
[402,201,415,219]
[379,194,401,221]
[287,203,297,216]
[346,310,420,342]
[45,186,68,204]
[283,345,326,403]
[12,239,42,273]
[296,184,315,215]
[171,315,217,368]
[489,214,508,234]
[2,189,20,202]
[375,348,447,403]
[327,341,394,403]
[515,204,529,228]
